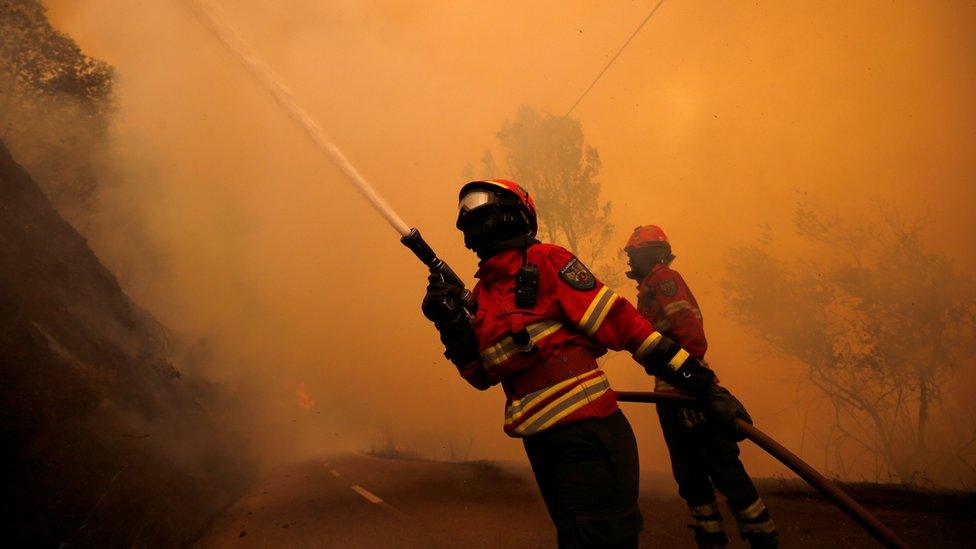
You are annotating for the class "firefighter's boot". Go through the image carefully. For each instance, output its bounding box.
[733,498,778,548]
[688,503,728,548]
[742,532,779,548]
[689,525,730,548]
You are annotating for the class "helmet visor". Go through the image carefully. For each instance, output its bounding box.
[458,189,498,214]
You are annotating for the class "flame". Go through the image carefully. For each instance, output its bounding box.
[295,383,315,411]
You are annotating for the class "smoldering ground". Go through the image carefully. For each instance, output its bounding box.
[42,0,976,487]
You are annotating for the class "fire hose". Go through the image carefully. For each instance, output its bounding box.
[187,3,906,547]
[616,391,908,548]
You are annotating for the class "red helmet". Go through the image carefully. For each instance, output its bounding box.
[457,179,538,236]
[624,225,669,253]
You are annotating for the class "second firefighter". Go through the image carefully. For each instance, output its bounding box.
[624,225,779,548]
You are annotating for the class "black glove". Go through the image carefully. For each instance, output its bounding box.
[678,407,708,429]
[704,385,752,441]
[421,273,479,369]
[671,359,717,394]
[422,273,465,324]
[642,345,716,395]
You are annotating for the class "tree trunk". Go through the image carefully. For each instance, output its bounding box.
[866,405,912,483]
[917,366,929,452]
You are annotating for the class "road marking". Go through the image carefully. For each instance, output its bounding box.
[381,502,410,522]
[351,485,384,504]
[325,459,409,521]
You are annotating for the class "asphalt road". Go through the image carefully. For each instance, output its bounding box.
[194,453,972,548]
[195,453,555,548]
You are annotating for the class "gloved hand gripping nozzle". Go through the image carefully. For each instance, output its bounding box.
[402,228,476,315]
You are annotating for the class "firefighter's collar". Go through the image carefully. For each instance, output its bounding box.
[474,247,527,282]
[637,262,671,287]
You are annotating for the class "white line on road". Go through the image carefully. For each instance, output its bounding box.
[351,485,384,504]
[324,460,409,521]
[381,501,410,522]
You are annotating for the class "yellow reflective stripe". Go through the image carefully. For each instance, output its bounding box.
[578,286,610,329]
[505,370,604,424]
[515,376,610,433]
[664,300,702,319]
[481,329,521,365]
[690,503,718,518]
[482,321,557,365]
[481,320,563,368]
[530,320,563,340]
[588,292,617,335]
[668,348,690,371]
[735,499,766,520]
[578,286,618,336]
[695,518,726,533]
[737,520,777,534]
[483,340,520,368]
[636,331,663,357]
[505,372,583,423]
[663,300,692,315]
[480,342,509,367]
[511,374,610,435]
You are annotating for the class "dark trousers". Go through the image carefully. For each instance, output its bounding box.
[657,403,759,511]
[523,410,643,548]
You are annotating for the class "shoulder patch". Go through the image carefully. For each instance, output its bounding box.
[658,278,678,297]
[559,258,596,291]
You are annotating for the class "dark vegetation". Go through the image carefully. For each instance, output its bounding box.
[1,0,113,229]
[0,2,254,545]
[0,138,252,546]
[724,203,976,486]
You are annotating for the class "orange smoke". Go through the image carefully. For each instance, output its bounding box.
[41,0,976,483]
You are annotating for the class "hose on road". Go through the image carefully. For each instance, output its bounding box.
[616,391,909,549]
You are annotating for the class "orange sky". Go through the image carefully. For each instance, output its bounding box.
[43,1,976,478]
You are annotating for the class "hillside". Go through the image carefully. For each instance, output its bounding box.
[0,140,252,546]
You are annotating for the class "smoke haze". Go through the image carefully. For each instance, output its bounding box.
[42,1,976,481]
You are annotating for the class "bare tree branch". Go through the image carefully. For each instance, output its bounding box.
[723,201,975,484]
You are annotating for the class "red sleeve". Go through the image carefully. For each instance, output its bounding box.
[651,271,707,357]
[448,282,496,390]
[458,360,494,390]
[546,247,658,354]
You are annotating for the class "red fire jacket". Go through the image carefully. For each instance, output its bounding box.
[456,243,674,437]
[636,262,707,392]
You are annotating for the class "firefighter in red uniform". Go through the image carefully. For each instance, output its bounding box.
[421,180,742,548]
[624,225,778,548]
